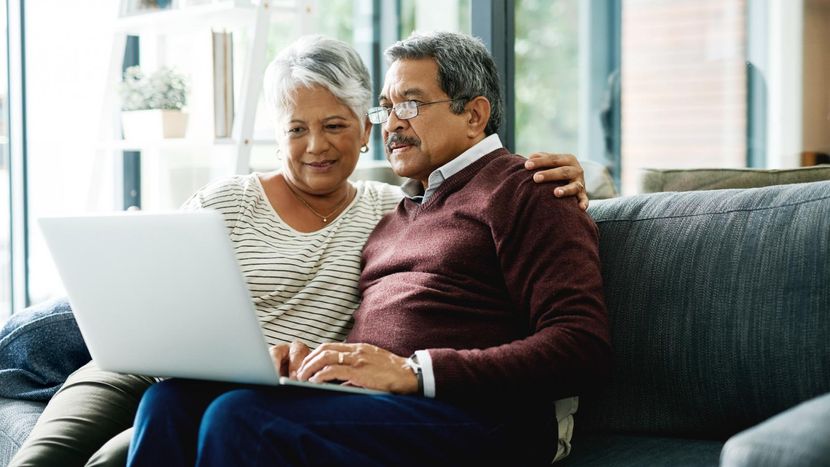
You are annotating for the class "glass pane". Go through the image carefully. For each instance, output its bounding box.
[0,1,9,319]
[26,0,120,303]
[399,0,471,37]
[620,0,747,193]
[514,0,580,158]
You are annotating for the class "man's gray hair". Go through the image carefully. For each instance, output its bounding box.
[264,35,372,122]
[384,31,502,135]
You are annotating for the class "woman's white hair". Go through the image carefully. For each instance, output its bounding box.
[263,35,372,123]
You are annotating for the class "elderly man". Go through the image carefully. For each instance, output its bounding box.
[128,31,610,467]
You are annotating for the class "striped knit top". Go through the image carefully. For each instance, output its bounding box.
[181,173,402,347]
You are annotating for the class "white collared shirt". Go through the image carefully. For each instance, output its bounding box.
[401,133,504,204]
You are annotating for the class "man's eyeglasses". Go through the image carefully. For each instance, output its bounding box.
[367,99,459,125]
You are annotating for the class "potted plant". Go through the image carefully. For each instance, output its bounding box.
[119,65,189,139]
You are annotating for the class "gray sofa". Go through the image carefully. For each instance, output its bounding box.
[0,399,44,466]
[0,297,88,467]
[1,180,828,466]
[562,180,830,466]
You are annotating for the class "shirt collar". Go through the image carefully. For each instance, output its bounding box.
[401,134,503,200]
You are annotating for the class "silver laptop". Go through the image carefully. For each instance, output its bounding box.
[38,210,383,395]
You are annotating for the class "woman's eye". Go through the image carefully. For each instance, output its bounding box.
[326,124,347,130]
[287,127,305,135]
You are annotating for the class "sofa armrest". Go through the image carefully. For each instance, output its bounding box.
[720,392,830,467]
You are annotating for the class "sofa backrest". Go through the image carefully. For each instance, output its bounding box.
[639,165,830,193]
[581,181,830,440]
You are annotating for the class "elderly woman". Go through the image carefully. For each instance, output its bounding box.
[8,35,586,467]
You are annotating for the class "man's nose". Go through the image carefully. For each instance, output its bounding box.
[383,108,408,134]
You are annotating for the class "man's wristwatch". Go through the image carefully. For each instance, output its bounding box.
[404,353,424,395]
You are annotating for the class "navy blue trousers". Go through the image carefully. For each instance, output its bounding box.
[126,379,557,467]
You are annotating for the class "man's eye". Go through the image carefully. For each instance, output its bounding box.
[326,124,347,130]
[287,127,305,134]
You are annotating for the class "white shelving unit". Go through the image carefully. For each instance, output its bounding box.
[99,0,293,209]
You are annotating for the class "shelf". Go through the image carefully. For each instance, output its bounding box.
[101,137,276,151]
[104,0,276,210]
[114,0,293,35]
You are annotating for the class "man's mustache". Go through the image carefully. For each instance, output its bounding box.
[385,134,421,153]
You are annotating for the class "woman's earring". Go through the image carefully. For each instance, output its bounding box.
[360,145,369,154]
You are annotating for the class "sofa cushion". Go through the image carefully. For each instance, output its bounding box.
[639,166,830,193]
[0,297,91,401]
[558,434,722,466]
[581,181,830,439]
[0,397,46,467]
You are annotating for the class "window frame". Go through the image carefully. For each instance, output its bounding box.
[7,0,29,313]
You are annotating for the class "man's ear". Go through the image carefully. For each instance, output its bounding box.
[465,96,491,138]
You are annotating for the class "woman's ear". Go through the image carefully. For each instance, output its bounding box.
[465,96,491,138]
[362,117,373,146]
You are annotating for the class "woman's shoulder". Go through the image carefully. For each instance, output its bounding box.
[353,179,404,211]
[202,173,259,193]
[182,174,261,211]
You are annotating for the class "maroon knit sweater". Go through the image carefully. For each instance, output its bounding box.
[348,149,611,401]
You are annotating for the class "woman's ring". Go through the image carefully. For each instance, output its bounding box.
[338,352,344,365]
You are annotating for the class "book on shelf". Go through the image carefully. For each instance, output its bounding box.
[212,30,235,138]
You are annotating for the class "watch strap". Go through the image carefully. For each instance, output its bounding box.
[405,354,424,395]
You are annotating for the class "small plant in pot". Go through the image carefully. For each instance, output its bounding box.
[119,66,189,139]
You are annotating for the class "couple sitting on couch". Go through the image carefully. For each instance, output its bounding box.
[8,31,609,467]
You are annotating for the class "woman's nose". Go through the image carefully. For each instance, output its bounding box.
[306,129,330,154]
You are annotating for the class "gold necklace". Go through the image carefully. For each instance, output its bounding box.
[284,178,353,223]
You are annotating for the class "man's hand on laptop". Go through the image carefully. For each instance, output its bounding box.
[295,342,419,394]
[269,341,311,378]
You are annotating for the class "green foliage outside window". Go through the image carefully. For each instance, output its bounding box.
[514,0,579,157]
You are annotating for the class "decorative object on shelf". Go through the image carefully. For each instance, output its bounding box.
[119,66,190,140]
[120,0,176,17]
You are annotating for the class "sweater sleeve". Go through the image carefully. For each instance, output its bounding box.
[426,172,612,400]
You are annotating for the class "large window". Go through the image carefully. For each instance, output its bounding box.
[7,1,830,308]
[24,1,118,305]
[515,0,828,195]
